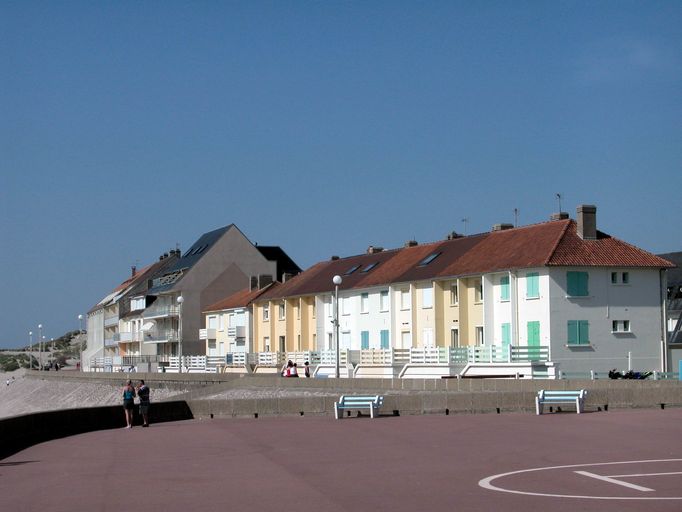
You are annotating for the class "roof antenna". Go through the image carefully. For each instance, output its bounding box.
[514,208,519,227]
[556,193,562,213]
[461,217,469,236]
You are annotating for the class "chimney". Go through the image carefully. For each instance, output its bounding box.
[405,240,418,248]
[131,266,136,277]
[259,274,273,288]
[446,231,462,240]
[250,276,259,291]
[577,204,597,240]
[282,272,294,282]
[492,223,514,232]
[331,255,340,261]
[367,246,384,254]
[550,212,569,221]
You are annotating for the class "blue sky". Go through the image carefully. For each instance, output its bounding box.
[1,1,680,348]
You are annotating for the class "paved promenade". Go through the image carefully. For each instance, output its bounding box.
[2,408,681,512]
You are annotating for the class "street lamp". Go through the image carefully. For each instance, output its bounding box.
[177,296,184,374]
[28,331,33,370]
[332,275,342,379]
[42,336,46,369]
[78,314,84,372]
[38,324,43,371]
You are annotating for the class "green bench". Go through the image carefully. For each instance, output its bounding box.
[535,389,587,415]
[334,395,384,419]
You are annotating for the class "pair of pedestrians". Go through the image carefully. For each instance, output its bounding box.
[122,379,151,428]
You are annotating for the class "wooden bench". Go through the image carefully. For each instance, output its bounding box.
[535,389,587,415]
[334,395,384,419]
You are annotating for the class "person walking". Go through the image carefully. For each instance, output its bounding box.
[122,379,136,428]
[137,379,151,427]
[304,361,311,378]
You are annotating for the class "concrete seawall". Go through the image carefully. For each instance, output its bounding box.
[2,371,681,459]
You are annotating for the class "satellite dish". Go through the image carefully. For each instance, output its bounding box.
[141,321,156,331]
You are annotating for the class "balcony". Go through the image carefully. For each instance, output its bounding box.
[142,330,178,344]
[104,315,119,327]
[199,328,217,340]
[143,305,180,319]
[227,326,245,338]
[114,332,143,343]
[104,336,118,347]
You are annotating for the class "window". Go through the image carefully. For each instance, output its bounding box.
[451,328,459,348]
[380,290,389,312]
[567,271,589,297]
[362,262,379,272]
[501,323,511,348]
[475,279,483,303]
[279,336,286,352]
[450,282,459,305]
[400,289,411,310]
[312,300,316,318]
[612,271,630,285]
[263,336,270,352]
[380,330,390,349]
[476,326,484,346]
[567,320,590,345]
[422,328,434,348]
[278,303,285,320]
[422,287,433,309]
[401,331,412,348]
[526,273,539,299]
[219,315,225,331]
[361,293,369,314]
[361,330,369,349]
[418,252,441,266]
[500,276,510,302]
[342,297,350,315]
[296,299,301,320]
[612,320,631,333]
[344,264,361,275]
[263,304,270,322]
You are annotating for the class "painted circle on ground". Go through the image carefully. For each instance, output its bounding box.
[479,459,682,500]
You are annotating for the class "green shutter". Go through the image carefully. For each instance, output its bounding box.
[567,320,578,344]
[500,276,510,301]
[578,320,589,344]
[579,272,589,296]
[567,271,589,296]
[527,321,540,346]
[380,330,389,349]
[361,331,369,350]
[501,323,511,347]
[527,273,539,298]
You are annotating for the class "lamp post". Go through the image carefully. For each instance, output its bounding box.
[78,314,84,372]
[177,296,184,374]
[42,336,46,369]
[332,275,342,379]
[38,324,43,371]
[28,331,33,370]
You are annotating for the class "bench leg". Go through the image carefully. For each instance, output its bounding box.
[535,397,542,415]
[334,403,340,420]
[576,398,582,414]
[370,406,375,419]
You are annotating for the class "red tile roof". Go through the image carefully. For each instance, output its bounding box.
[257,219,673,300]
[204,283,278,312]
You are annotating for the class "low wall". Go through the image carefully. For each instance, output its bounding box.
[0,400,193,460]
[186,380,682,419]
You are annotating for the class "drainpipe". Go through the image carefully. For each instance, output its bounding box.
[660,269,668,372]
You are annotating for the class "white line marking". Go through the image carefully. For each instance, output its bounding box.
[608,471,682,478]
[574,471,654,492]
[478,458,682,500]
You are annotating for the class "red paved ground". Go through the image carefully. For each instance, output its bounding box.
[2,409,682,512]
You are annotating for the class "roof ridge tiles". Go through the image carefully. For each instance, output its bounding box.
[543,219,572,266]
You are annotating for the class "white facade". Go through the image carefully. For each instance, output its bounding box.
[548,267,665,373]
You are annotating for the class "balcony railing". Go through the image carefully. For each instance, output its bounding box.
[104,316,119,327]
[142,330,178,343]
[142,305,179,319]
[114,332,144,343]
[199,328,217,340]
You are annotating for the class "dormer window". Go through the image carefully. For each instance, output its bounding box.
[361,262,379,273]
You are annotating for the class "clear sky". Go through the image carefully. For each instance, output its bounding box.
[1,1,681,348]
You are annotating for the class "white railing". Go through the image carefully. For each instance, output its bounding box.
[142,305,179,319]
[199,328,216,340]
